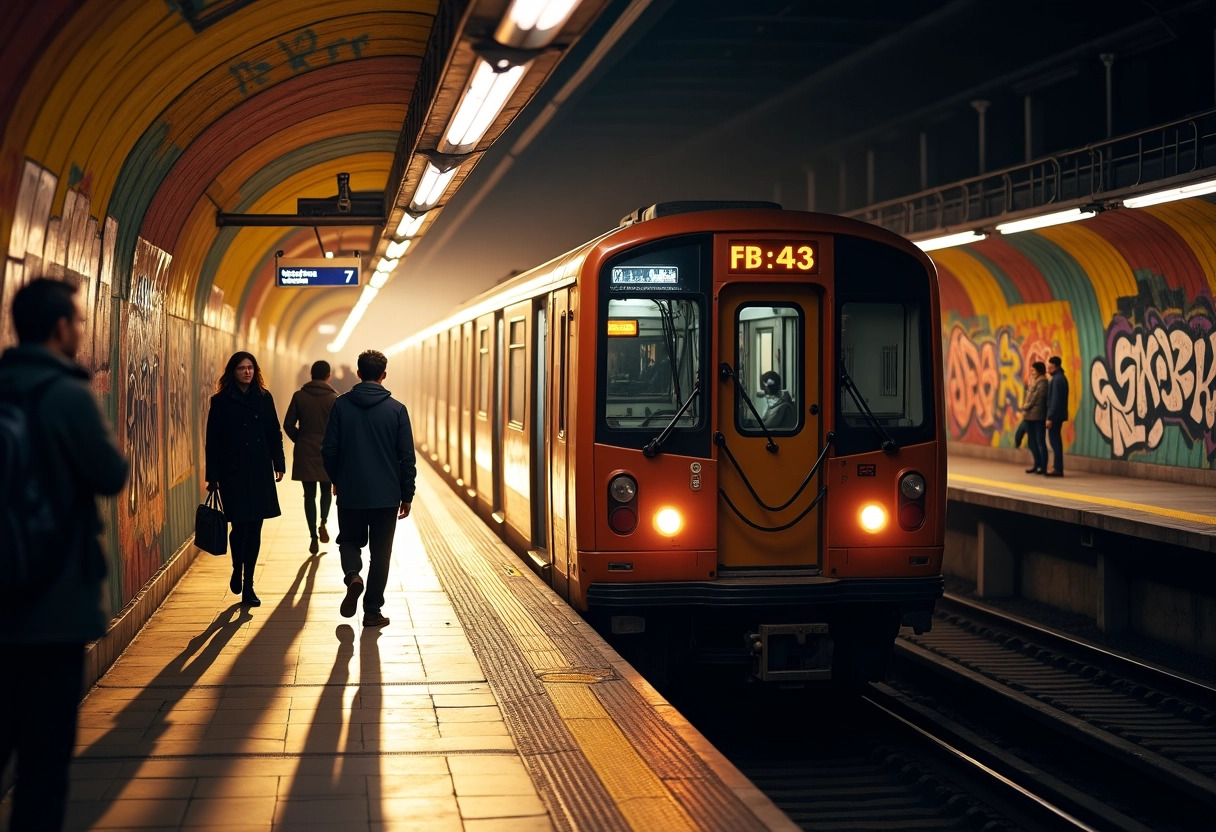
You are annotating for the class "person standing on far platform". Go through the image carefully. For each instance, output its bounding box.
[1045,355,1070,477]
[322,349,416,628]
[0,277,130,832]
[284,360,338,554]
[205,351,286,606]
[1021,361,1049,474]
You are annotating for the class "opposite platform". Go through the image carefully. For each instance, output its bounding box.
[35,466,793,832]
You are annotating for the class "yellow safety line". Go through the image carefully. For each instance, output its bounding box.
[950,473,1216,526]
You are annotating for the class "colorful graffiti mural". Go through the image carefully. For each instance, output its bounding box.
[168,316,194,486]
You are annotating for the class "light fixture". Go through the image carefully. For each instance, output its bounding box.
[1122,176,1216,208]
[317,323,337,335]
[369,271,390,289]
[385,239,410,259]
[914,230,987,251]
[410,162,459,211]
[859,504,887,533]
[324,251,334,259]
[995,207,1096,235]
[359,285,378,305]
[654,507,682,536]
[495,0,581,49]
[395,211,427,238]
[439,60,528,155]
[375,257,399,273]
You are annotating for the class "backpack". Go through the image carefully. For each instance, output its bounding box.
[0,376,64,604]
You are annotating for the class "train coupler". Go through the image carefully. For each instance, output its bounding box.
[746,623,833,682]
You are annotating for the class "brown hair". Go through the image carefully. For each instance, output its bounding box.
[216,351,267,394]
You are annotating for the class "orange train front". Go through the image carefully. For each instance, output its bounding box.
[396,201,945,685]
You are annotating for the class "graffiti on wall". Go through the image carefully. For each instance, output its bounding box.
[167,316,193,486]
[117,241,170,600]
[1091,290,1216,461]
[229,28,370,96]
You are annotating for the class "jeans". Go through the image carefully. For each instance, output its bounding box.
[1047,422,1064,472]
[337,507,398,617]
[1026,420,1047,471]
[0,642,84,831]
[302,481,332,539]
[230,519,263,590]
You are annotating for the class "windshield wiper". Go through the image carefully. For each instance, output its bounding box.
[720,363,778,453]
[643,382,701,458]
[838,358,898,454]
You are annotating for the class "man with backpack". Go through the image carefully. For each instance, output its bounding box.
[0,277,129,831]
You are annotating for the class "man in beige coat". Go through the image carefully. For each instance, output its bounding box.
[284,360,338,553]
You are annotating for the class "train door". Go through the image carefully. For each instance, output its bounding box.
[473,314,496,519]
[460,321,474,494]
[500,301,532,546]
[436,331,449,472]
[547,289,571,600]
[530,302,549,569]
[715,284,822,569]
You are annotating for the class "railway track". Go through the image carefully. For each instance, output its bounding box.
[889,594,1216,829]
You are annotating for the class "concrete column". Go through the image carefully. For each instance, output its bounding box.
[1096,552,1129,634]
[971,100,990,174]
[1100,53,1115,138]
[1023,95,1033,162]
[976,520,1015,598]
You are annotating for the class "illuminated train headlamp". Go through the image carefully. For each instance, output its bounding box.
[859,504,887,533]
[609,475,637,503]
[654,508,682,536]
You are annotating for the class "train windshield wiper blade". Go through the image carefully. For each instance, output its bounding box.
[838,359,898,454]
[643,383,701,458]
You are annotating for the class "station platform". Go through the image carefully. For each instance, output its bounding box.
[946,453,1216,552]
[39,466,794,832]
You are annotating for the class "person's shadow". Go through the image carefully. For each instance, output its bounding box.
[67,553,323,830]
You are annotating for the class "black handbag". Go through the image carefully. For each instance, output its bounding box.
[194,490,228,556]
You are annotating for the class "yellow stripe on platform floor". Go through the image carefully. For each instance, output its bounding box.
[950,474,1216,526]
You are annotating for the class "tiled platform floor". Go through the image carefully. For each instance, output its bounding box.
[56,481,553,831]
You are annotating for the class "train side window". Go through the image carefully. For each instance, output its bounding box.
[508,317,527,428]
[736,304,802,434]
[477,325,489,417]
[558,312,568,438]
[839,302,924,428]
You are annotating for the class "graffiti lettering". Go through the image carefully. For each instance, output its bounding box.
[1092,314,1216,459]
[126,354,162,519]
[945,324,1024,437]
[229,29,372,96]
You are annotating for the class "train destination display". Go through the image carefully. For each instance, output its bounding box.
[276,257,362,287]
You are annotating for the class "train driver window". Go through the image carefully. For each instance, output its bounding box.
[604,297,701,430]
[839,302,925,428]
[736,304,802,434]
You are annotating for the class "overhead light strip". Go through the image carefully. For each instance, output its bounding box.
[1122,176,1216,208]
[914,230,987,251]
[994,207,1096,235]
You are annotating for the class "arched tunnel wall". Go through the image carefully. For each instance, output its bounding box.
[933,197,1216,483]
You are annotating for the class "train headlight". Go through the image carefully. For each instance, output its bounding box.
[900,473,926,500]
[609,475,637,503]
[654,508,682,536]
[859,504,887,533]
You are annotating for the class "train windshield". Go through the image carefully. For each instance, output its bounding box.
[839,301,926,429]
[604,297,702,430]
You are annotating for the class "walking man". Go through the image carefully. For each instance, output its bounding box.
[321,349,416,627]
[284,360,338,554]
[0,278,129,831]
[1045,355,1070,476]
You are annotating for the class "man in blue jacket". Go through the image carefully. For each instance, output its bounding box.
[1045,355,1070,477]
[0,278,130,831]
[321,349,416,627]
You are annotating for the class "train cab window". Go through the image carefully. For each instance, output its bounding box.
[839,302,925,428]
[603,297,702,430]
[736,304,802,434]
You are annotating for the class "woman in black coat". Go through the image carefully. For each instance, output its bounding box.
[205,351,285,606]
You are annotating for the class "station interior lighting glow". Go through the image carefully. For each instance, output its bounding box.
[1122,176,1216,208]
[994,207,1096,235]
[440,60,528,154]
[913,230,987,251]
[327,1,586,354]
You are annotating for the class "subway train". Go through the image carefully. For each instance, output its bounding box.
[392,201,945,685]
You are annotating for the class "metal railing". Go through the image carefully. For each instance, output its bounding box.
[844,109,1216,237]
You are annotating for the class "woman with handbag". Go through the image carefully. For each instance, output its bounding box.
[205,352,285,606]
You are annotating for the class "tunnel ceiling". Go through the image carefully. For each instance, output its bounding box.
[0,0,612,353]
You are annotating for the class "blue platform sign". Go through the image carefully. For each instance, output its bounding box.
[276,257,361,287]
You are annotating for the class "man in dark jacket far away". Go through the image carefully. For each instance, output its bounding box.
[0,277,129,832]
[321,349,416,628]
[1045,355,1070,477]
[284,359,338,554]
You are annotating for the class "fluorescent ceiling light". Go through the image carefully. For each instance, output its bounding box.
[376,257,399,273]
[995,208,1096,235]
[385,239,410,259]
[410,163,458,211]
[369,271,389,289]
[324,251,334,259]
[359,286,378,304]
[914,231,987,251]
[395,211,427,238]
[440,60,528,155]
[1122,177,1216,208]
[496,0,580,48]
[317,323,337,335]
